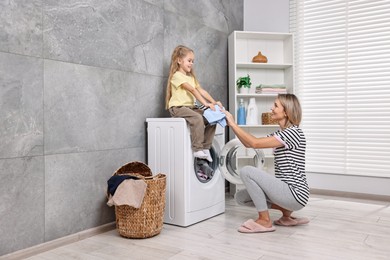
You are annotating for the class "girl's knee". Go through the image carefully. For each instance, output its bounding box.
[189,113,205,126]
[194,113,204,123]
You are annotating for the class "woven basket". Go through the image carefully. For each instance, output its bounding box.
[112,161,166,239]
[262,112,278,125]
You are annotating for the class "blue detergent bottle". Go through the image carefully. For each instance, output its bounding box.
[237,99,246,125]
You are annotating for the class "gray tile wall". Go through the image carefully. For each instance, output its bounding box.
[0,0,243,255]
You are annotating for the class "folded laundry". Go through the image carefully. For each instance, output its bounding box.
[257,88,287,94]
[203,104,226,127]
[255,84,287,94]
[256,84,286,89]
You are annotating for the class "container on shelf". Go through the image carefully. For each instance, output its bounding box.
[237,99,246,125]
[238,87,250,94]
[246,98,258,125]
[262,112,278,125]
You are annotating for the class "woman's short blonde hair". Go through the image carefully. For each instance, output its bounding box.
[277,93,302,128]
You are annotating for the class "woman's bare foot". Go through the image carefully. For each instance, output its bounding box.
[254,218,273,228]
[274,216,310,226]
[276,216,298,226]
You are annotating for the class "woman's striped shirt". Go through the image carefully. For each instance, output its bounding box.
[269,125,309,206]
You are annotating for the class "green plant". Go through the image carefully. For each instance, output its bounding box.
[236,75,252,89]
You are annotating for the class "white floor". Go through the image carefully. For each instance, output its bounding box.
[25,194,390,260]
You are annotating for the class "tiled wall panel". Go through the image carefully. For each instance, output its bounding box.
[0,0,243,255]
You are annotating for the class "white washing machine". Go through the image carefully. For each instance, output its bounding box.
[146,118,264,227]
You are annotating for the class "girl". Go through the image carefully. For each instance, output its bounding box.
[166,45,222,161]
[223,94,310,233]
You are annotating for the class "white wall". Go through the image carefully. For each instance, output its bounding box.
[309,173,390,197]
[244,0,289,32]
[243,0,390,197]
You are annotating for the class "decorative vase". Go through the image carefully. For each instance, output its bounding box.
[252,51,268,63]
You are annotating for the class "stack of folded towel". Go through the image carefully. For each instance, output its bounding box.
[255,84,287,94]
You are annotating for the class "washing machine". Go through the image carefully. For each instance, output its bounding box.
[146,117,264,227]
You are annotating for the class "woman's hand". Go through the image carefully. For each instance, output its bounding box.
[222,109,235,126]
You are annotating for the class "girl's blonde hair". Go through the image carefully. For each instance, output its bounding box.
[277,93,302,128]
[165,45,198,109]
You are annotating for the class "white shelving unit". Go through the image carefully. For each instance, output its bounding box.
[228,31,294,173]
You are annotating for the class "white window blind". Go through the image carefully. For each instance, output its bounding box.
[290,0,390,177]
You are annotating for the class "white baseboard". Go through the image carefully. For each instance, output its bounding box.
[311,188,390,202]
[0,222,116,260]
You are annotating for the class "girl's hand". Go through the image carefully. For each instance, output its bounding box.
[207,103,216,111]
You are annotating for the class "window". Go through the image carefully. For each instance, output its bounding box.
[290,0,390,177]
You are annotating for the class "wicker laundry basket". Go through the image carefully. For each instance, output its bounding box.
[111,161,166,238]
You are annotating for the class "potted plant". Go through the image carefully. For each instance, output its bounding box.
[236,75,251,94]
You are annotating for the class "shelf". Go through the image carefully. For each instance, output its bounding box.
[228,31,294,175]
[238,124,279,128]
[235,31,292,41]
[237,93,278,97]
[236,63,292,69]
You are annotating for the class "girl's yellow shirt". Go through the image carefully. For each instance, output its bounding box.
[168,71,199,108]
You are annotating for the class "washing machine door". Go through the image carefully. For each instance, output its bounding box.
[219,138,265,185]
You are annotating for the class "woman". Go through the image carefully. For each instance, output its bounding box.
[223,94,310,233]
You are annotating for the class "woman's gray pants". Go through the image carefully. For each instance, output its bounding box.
[235,166,303,212]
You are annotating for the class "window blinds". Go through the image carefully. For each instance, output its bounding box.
[290,0,390,177]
